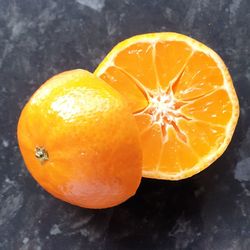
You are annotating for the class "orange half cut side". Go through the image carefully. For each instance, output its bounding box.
[95,32,239,180]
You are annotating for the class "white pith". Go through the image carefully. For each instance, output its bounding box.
[148,90,177,126]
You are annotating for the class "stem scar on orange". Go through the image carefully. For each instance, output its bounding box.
[95,32,239,180]
[17,69,142,209]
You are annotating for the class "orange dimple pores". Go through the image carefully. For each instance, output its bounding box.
[95,33,239,180]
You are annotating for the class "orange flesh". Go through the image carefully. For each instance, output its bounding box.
[96,35,239,179]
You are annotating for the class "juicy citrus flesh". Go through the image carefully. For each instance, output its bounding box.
[95,32,239,180]
[17,69,142,208]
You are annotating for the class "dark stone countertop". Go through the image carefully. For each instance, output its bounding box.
[0,0,250,249]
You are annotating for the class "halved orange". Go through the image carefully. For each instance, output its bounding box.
[95,32,239,180]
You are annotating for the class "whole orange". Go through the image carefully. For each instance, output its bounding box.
[17,69,142,209]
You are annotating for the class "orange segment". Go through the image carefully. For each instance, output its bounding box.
[114,43,157,90]
[95,32,239,180]
[174,51,224,100]
[155,41,193,90]
[134,113,152,132]
[156,127,198,178]
[98,66,148,112]
[177,119,226,156]
[139,124,163,173]
[181,89,233,126]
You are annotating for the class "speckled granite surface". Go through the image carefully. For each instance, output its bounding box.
[0,0,250,249]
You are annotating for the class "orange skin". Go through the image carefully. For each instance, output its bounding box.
[17,69,142,209]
